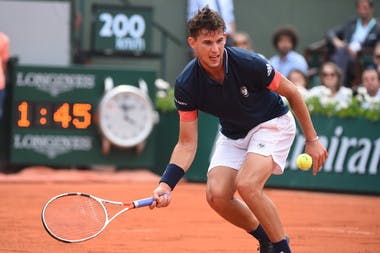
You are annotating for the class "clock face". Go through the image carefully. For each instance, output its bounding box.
[98,85,155,147]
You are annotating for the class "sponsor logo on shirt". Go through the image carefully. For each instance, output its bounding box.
[174,97,188,106]
[240,86,249,97]
[266,63,273,77]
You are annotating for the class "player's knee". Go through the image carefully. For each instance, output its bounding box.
[236,179,263,201]
[206,187,229,208]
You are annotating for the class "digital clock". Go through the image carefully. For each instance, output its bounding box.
[16,101,92,129]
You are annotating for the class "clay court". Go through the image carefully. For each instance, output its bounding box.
[0,167,379,253]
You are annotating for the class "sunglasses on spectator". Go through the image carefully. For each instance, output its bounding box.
[322,72,337,77]
[374,54,380,60]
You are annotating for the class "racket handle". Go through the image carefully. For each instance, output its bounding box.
[132,193,170,208]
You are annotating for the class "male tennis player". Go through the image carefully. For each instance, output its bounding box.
[151,7,328,253]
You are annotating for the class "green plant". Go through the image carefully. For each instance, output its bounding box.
[155,87,176,112]
[305,94,380,122]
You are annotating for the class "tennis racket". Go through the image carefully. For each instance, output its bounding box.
[41,192,166,243]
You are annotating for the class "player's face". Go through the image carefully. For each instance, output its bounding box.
[188,29,226,69]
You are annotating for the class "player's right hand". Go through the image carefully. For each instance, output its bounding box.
[150,183,172,209]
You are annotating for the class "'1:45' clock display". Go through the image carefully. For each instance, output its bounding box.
[16,101,92,129]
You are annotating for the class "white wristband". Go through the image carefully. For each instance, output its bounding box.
[306,136,319,143]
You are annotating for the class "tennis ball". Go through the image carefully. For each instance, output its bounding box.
[296,153,312,170]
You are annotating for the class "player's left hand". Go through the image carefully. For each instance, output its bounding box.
[305,140,328,175]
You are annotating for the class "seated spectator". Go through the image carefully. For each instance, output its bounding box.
[356,66,380,108]
[371,41,380,73]
[287,69,309,98]
[269,26,308,77]
[307,62,352,104]
[326,0,380,87]
[231,31,253,51]
[231,31,266,59]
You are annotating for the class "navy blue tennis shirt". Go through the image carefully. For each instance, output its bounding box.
[174,47,289,139]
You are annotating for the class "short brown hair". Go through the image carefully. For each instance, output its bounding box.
[187,7,226,38]
[272,26,299,50]
[356,0,373,8]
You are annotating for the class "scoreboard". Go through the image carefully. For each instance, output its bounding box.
[9,65,157,168]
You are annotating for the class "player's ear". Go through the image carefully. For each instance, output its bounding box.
[188,37,196,49]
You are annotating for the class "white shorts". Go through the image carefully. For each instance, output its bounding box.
[208,111,296,175]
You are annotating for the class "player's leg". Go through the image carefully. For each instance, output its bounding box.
[235,112,296,252]
[236,153,285,241]
[207,166,273,252]
[206,133,272,251]
[206,166,260,231]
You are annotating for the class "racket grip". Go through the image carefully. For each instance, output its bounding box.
[132,193,170,208]
[133,197,154,208]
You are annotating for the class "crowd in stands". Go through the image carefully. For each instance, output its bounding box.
[226,0,380,110]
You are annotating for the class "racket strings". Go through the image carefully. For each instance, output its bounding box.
[43,195,107,241]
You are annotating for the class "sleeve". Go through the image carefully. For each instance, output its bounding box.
[248,55,280,90]
[267,71,282,91]
[326,20,353,43]
[178,110,198,122]
[174,81,198,122]
[174,82,197,112]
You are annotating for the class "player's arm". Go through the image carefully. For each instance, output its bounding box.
[152,110,198,208]
[168,114,198,172]
[275,74,328,174]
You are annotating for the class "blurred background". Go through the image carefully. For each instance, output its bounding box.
[0,0,379,195]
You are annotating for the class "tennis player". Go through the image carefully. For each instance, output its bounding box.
[151,7,328,253]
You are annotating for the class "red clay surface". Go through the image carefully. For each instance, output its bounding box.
[0,167,379,253]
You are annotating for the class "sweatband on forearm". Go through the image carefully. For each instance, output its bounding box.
[159,163,185,190]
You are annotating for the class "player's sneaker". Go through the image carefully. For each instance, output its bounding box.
[257,236,290,253]
[257,242,274,253]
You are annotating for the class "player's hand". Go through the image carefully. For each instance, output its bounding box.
[305,140,328,175]
[150,183,172,209]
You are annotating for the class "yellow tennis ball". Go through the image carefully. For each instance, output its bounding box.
[296,153,312,170]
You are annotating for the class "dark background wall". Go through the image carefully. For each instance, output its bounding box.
[77,0,380,83]
[3,0,380,84]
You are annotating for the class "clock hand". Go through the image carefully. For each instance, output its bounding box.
[121,104,135,111]
[124,115,136,125]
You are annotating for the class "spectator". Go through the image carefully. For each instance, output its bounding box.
[326,0,380,87]
[231,31,252,51]
[231,30,267,59]
[269,26,308,77]
[187,0,236,46]
[356,66,380,108]
[308,62,352,104]
[371,41,380,73]
[0,32,9,119]
[287,69,309,98]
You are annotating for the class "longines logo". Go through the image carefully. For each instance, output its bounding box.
[16,72,96,97]
[13,134,93,159]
